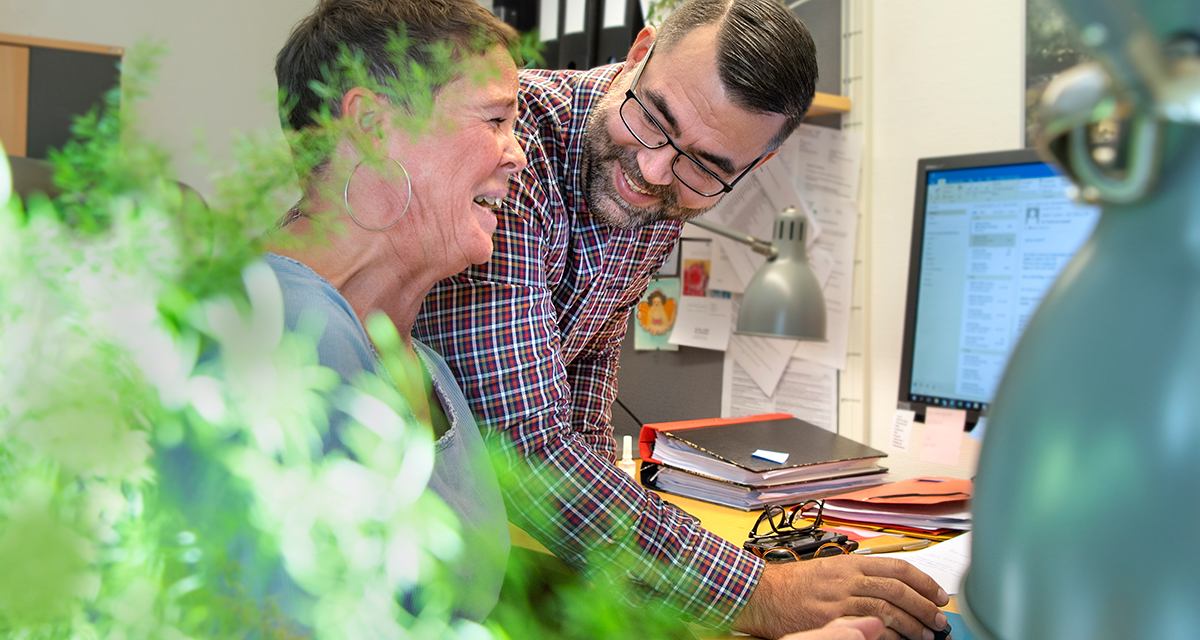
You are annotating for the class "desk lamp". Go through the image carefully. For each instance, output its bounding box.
[687,206,827,341]
[961,1,1200,639]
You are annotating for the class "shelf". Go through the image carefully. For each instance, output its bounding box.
[0,33,123,57]
[807,92,851,118]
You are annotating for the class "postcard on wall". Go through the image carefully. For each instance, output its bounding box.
[634,278,680,351]
[680,238,712,297]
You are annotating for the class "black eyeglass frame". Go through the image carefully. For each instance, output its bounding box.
[748,500,826,540]
[619,43,769,198]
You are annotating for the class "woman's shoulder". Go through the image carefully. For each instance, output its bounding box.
[263,253,377,380]
[264,254,351,319]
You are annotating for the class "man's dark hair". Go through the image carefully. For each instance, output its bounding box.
[275,0,518,132]
[654,0,818,149]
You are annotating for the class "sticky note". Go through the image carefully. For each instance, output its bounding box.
[919,408,965,466]
[752,449,789,464]
[891,409,915,452]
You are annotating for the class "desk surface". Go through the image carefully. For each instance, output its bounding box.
[508,478,962,614]
[509,484,940,553]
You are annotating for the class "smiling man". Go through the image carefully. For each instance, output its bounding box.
[413,1,949,638]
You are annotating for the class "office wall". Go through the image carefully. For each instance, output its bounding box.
[862,0,1025,480]
[0,0,317,197]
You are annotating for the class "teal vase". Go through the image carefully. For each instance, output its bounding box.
[961,119,1200,637]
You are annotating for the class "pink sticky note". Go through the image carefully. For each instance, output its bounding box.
[919,407,965,465]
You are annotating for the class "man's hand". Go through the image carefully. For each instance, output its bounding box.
[781,617,886,640]
[732,555,950,640]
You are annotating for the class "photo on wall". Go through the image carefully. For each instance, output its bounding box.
[680,238,712,297]
[634,278,680,351]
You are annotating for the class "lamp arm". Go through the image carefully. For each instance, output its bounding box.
[686,218,778,259]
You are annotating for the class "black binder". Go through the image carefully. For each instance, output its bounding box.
[596,0,644,65]
[638,413,889,510]
[557,0,600,69]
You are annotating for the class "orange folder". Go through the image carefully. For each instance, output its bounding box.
[826,476,972,506]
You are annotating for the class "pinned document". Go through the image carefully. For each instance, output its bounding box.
[668,296,732,351]
[919,408,966,466]
[891,409,915,452]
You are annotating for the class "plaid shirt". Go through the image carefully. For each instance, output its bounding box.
[413,64,764,627]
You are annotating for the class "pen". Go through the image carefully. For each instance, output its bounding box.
[862,491,969,500]
[852,539,932,554]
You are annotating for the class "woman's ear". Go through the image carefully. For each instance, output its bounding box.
[341,87,379,132]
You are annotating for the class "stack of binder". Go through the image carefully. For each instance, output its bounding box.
[638,413,889,511]
[800,477,973,539]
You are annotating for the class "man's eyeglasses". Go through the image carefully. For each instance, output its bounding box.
[743,500,856,563]
[618,43,767,198]
[749,500,827,540]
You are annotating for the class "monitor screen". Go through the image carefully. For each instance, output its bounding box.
[897,148,1102,422]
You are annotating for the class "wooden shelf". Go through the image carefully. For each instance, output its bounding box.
[0,33,123,57]
[807,91,851,118]
[1,33,122,159]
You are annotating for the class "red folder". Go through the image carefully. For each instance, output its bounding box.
[638,413,793,463]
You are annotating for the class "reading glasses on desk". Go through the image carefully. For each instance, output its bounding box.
[743,500,856,563]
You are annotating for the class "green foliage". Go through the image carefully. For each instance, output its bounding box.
[0,38,464,640]
[0,27,701,640]
[644,0,686,27]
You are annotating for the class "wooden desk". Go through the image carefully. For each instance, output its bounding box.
[510,482,937,557]
[509,478,962,614]
[655,492,962,614]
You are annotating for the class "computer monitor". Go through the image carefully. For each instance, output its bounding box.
[897,148,1102,425]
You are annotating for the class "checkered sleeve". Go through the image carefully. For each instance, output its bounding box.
[562,307,627,462]
[415,229,763,630]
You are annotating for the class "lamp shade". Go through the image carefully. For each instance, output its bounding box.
[736,206,826,341]
[961,2,1200,638]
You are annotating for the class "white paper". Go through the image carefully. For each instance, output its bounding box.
[707,235,743,293]
[969,416,987,441]
[778,124,864,202]
[681,227,741,293]
[722,310,838,433]
[728,333,796,397]
[810,246,835,290]
[668,297,732,350]
[790,194,858,370]
[539,0,559,40]
[875,532,972,596]
[603,0,627,27]
[891,409,916,452]
[702,176,772,287]
[700,160,819,288]
[563,0,586,33]
[752,449,789,464]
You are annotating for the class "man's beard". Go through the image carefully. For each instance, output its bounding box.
[580,105,709,230]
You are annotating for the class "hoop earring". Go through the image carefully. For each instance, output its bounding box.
[343,157,411,231]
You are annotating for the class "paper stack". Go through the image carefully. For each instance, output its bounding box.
[639,413,888,511]
[803,476,972,539]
